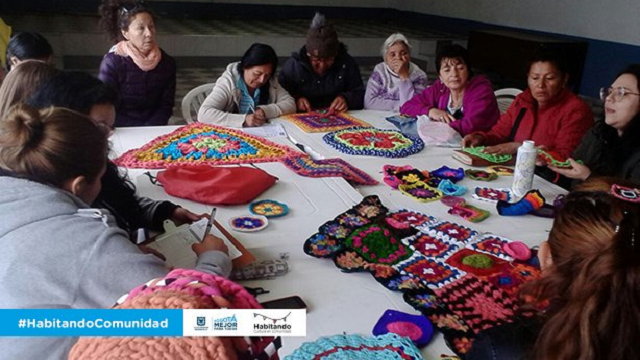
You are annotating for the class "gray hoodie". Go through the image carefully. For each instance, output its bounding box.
[0,176,231,359]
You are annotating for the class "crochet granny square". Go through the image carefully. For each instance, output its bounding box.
[394,253,466,289]
[399,182,444,203]
[404,232,461,260]
[114,122,302,168]
[282,110,371,133]
[466,234,515,261]
[323,127,424,158]
[426,221,479,245]
[281,156,377,186]
[303,196,541,357]
[433,275,518,335]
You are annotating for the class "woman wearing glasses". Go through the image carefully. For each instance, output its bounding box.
[462,48,593,159]
[549,65,640,182]
[98,0,176,127]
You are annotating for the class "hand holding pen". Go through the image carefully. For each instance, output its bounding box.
[192,208,229,255]
[243,108,267,127]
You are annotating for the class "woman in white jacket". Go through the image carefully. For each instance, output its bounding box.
[198,43,296,127]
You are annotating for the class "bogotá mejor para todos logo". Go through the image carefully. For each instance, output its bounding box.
[253,312,292,333]
[214,314,238,331]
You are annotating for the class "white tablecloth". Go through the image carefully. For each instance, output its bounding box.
[111,110,566,358]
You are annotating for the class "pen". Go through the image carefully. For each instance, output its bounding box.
[202,208,217,242]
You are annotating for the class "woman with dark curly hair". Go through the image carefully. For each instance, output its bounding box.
[98,0,176,127]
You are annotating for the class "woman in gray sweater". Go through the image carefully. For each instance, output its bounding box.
[0,105,230,359]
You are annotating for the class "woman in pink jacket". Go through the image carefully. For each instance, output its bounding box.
[400,44,500,136]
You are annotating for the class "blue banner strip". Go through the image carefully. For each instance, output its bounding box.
[0,309,183,336]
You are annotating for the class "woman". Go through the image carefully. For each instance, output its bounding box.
[98,0,176,127]
[462,48,593,158]
[0,60,56,120]
[364,33,428,111]
[0,105,230,359]
[5,31,53,71]
[550,64,640,182]
[198,43,295,127]
[28,70,205,242]
[467,178,640,360]
[400,44,499,136]
[279,12,364,113]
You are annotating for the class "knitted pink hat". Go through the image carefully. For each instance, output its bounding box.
[68,269,279,360]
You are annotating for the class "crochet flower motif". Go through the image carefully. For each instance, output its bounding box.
[464,292,514,324]
[335,250,367,271]
[323,127,424,158]
[322,223,352,239]
[229,216,267,231]
[346,224,410,264]
[339,214,368,227]
[339,129,407,149]
[249,200,289,218]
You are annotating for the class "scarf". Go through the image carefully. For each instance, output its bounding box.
[114,40,161,72]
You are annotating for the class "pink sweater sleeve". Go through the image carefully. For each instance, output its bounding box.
[400,80,445,116]
[448,76,500,136]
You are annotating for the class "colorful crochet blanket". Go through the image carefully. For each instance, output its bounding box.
[323,127,424,158]
[282,110,371,133]
[114,122,303,168]
[281,156,378,186]
[304,196,541,355]
[285,333,424,360]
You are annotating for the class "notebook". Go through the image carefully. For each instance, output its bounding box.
[149,218,254,269]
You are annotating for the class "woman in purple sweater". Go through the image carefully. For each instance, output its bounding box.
[98,0,176,127]
[364,33,428,112]
[400,44,499,136]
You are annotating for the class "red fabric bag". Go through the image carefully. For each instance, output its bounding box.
[156,165,277,205]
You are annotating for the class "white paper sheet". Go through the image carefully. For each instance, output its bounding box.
[149,218,241,268]
[241,123,287,138]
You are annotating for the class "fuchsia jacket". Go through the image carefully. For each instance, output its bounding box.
[400,75,499,136]
[474,88,593,159]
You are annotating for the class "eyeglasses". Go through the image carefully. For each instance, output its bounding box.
[599,86,640,102]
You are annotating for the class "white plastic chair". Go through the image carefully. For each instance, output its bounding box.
[181,83,215,123]
[494,88,522,115]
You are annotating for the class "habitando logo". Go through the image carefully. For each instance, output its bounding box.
[253,312,292,333]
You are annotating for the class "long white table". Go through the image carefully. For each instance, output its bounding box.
[111,111,566,359]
